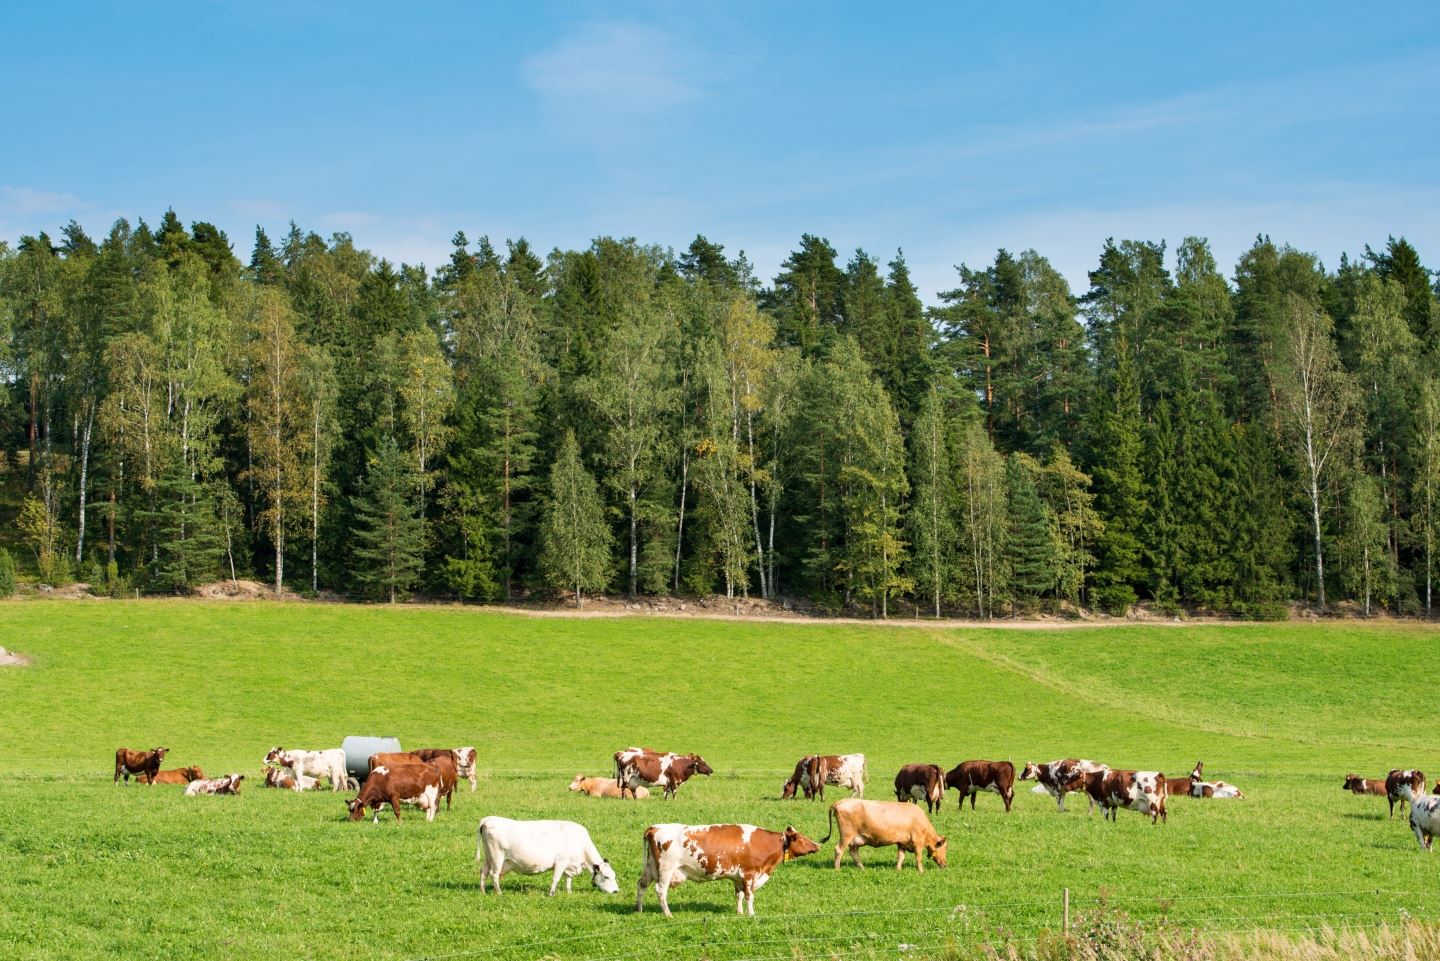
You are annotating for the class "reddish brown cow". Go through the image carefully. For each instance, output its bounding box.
[1387,769,1427,818]
[636,823,820,916]
[893,764,945,813]
[1343,773,1386,796]
[411,747,478,792]
[614,747,714,800]
[781,755,837,800]
[1163,761,1204,798]
[138,766,205,785]
[115,746,169,786]
[1075,769,1168,824]
[367,751,456,809]
[347,763,442,823]
[944,760,1015,812]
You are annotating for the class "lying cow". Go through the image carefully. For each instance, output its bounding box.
[262,766,322,790]
[570,774,649,799]
[412,747,478,792]
[636,823,819,916]
[781,753,867,800]
[477,816,619,895]
[115,746,169,786]
[1164,761,1204,798]
[137,766,205,786]
[347,764,441,823]
[1075,769,1167,824]
[1343,773,1387,797]
[821,797,947,872]
[266,746,347,792]
[1020,758,1107,812]
[614,747,713,800]
[945,760,1015,813]
[893,763,945,813]
[1388,769,1427,819]
[185,773,245,796]
[1409,794,1440,850]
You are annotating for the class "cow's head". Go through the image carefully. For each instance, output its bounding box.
[153,747,170,761]
[457,747,478,773]
[927,835,948,869]
[228,774,245,793]
[1342,774,1361,791]
[184,766,204,781]
[691,756,713,777]
[1190,761,1204,781]
[1019,762,1040,781]
[781,826,820,861]
[569,774,586,792]
[346,797,367,821]
[590,860,620,894]
[264,747,284,765]
[781,779,797,800]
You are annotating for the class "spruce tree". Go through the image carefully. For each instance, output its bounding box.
[351,436,426,603]
[1086,339,1148,613]
[538,431,613,606]
[1005,453,1055,609]
[141,462,223,592]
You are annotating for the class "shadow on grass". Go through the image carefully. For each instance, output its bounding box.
[601,899,733,915]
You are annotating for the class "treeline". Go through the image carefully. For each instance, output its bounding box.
[1,213,1437,618]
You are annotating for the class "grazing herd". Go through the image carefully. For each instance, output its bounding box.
[109,736,1440,916]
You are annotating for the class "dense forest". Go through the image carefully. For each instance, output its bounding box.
[1,214,1437,618]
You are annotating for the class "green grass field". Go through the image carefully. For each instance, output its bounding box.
[1,601,1438,960]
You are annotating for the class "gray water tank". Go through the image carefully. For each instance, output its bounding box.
[342,735,402,781]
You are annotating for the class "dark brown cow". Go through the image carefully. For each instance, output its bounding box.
[1075,769,1168,824]
[366,751,456,809]
[1019,758,1107,812]
[1387,769,1427,818]
[1163,760,1203,798]
[1343,773,1387,796]
[115,746,169,786]
[781,755,835,800]
[636,822,820,916]
[944,760,1015,812]
[614,747,714,800]
[138,766,205,785]
[411,747,478,792]
[893,764,944,813]
[347,763,442,823]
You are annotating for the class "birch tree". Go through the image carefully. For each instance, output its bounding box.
[907,384,956,616]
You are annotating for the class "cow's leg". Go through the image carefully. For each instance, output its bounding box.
[833,841,844,870]
[1056,791,1065,813]
[735,882,745,915]
[549,864,564,897]
[469,774,477,792]
[656,877,673,918]
[634,874,647,912]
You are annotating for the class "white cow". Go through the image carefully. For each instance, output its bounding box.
[1410,794,1440,850]
[830,754,867,796]
[265,746,347,792]
[1189,778,1246,799]
[476,817,620,896]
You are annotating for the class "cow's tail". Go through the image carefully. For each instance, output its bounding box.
[476,818,489,862]
[641,826,662,880]
[819,803,838,844]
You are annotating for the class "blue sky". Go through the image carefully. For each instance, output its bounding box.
[4,2,1439,301]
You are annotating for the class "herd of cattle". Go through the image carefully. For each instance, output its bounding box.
[111,741,1440,916]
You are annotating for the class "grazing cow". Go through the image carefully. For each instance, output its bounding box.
[346,764,441,823]
[1020,758,1107,812]
[412,747,479,792]
[821,798,947,872]
[570,774,649,799]
[1409,795,1440,850]
[1075,769,1168,824]
[114,746,169,786]
[782,754,867,800]
[1387,769,1427,819]
[635,823,819,917]
[614,747,713,800]
[476,817,620,895]
[185,773,245,796]
[266,746,347,792]
[893,764,945,813]
[137,766,205,785]
[944,760,1015,813]
[1343,773,1387,797]
[262,767,321,791]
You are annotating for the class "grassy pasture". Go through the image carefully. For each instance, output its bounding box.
[1,601,1438,960]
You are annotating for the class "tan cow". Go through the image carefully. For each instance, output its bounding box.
[570,774,649,799]
[636,823,820,916]
[136,766,205,785]
[821,798,947,872]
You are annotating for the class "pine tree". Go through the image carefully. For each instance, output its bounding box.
[538,431,613,606]
[351,435,426,603]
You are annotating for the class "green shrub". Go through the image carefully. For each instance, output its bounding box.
[1092,584,1136,616]
[0,548,15,596]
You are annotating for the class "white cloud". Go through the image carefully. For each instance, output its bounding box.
[0,185,88,217]
[319,210,379,230]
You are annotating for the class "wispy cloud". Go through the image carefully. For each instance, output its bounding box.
[319,210,378,230]
[229,198,289,223]
[0,185,88,217]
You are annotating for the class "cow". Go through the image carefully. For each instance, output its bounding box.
[185,774,245,796]
[821,798,947,872]
[1190,778,1246,799]
[265,746,347,792]
[136,766,205,785]
[1020,758,1107,812]
[781,754,866,800]
[944,760,1015,813]
[1409,794,1440,850]
[1387,769,1427,819]
[114,746,169,786]
[477,817,620,896]
[893,764,945,813]
[570,774,649,799]
[635,823,819,917]
[1343,773,1387,797]
[346,763,441,823]
[614,747,713,800]
[1163,761,1204,798]
[262,767,321,791]
[1075,769,1167,824]
[411,747,479,792]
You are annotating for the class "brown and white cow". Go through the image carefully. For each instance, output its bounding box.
[614,747,713,800]
[138,766,205,785]
[262,766,318,790]
[781,754,866,800]
[1343,773,1387,797]
[347,763,441,823]
[1163,761,1203,798]
[265,746,347,792]
[893,764,945,813]
[1075,769,1167,824]
[821,797,947,872]
[1020,758,1107,812]
[185,773,245,796]
[570,774,649,799]
[944,760,1015,812]
[114,746,169,786]
[411,747,479,792]
[368,752,456,810]
[635,823,819,916]
[1387,769,1427,818]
